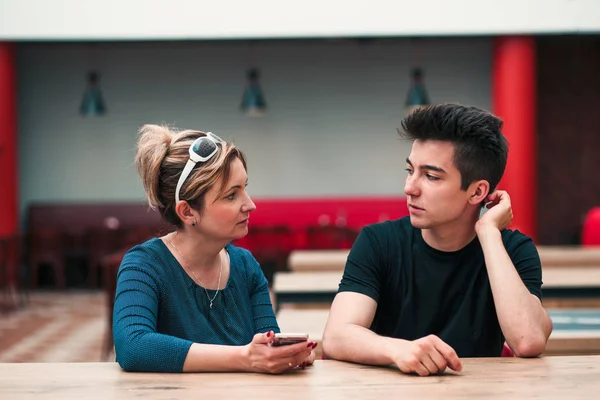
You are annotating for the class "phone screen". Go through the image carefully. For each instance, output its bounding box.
[271,333,309,346]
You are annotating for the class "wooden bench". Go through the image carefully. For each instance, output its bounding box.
[276,308,600,357]
[288,246,600,272]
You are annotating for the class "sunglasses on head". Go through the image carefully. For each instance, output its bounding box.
[175,132,224,203]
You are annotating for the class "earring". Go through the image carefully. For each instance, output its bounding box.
[192,221,196,226]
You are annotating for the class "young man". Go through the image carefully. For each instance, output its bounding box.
[322,104,552,376]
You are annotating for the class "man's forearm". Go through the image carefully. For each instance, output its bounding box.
[478,228,552,356]
[323,323,405,365]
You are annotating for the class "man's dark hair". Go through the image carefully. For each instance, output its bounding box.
[398,103,508,192]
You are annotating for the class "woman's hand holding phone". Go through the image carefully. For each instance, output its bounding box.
[271,333,316,367]
[243,331,318,374]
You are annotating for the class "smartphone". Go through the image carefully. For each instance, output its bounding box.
[270,333,309,346]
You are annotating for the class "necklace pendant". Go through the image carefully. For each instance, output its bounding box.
[209,301,214,309]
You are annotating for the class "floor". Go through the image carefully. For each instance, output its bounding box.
[0,291,110,363]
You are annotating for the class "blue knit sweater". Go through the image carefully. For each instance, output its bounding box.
[112,237,280,372]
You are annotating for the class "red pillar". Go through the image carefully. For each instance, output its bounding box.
[493,36,537,242]
[0,43,18,238]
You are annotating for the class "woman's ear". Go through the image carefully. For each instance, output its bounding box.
[174,201,197,227]
[468,180,490,205]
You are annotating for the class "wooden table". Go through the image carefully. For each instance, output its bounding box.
[1,357,599,399]
[288,249,350,271]
[274,265,600,304]
[288,247,600,272]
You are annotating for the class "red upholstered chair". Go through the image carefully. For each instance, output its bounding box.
[306,225,358,250]
[245,225,293,273]
[501,342,515,357]
[582,207,600,246]
[233,225,294,297]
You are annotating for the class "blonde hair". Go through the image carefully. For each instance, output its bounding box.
[135,124,247,227]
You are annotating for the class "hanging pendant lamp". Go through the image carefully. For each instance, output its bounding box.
[240,67,266,117]
[405,67,430,114]
[80,71,106,117]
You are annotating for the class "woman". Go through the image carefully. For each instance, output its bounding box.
[113,125,316,373]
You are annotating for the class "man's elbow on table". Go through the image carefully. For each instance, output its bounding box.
[322,323,344,359]
[514,314,553,357]
[512,340,545,358]
[511,331,550,358]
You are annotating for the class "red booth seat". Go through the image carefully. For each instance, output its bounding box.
[235,196,409,256]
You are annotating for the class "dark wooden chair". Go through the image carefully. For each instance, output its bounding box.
[28,228,67,289]
[101,249,128,360]
[85,228,128,289]
[0,234,27,312]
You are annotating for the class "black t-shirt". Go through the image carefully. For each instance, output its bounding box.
[338,217,542,357]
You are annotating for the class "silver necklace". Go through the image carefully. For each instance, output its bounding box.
[168,235,223,309]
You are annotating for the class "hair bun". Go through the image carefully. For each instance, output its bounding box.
[135,124,174,208]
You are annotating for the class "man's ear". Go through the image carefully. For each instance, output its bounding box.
[174,201,197,226]
[468,180,490,205]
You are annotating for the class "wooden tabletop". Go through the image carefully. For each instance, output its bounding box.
[1,357,599,399]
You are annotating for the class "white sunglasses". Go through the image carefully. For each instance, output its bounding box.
[175,132,224,203]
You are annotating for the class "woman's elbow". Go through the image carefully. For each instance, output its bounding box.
[114,333,146,372]
[117,357,138,372]
[115,343,141,372]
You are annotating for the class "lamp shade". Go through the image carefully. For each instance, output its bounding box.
[240,68,266,117]
[405,67,430,112]
[80,71,106,117]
